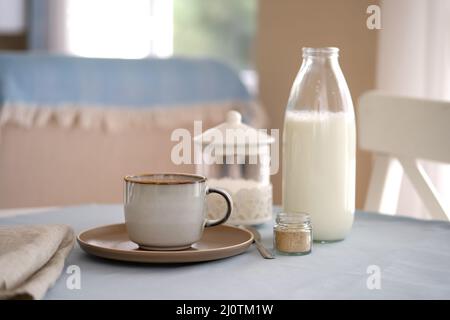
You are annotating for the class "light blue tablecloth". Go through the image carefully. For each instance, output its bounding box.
[1,205,449,299]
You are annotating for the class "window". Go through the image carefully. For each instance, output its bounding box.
[0,0,25,34]
[173,0,257,71]
[173,0,257,94]
[64,0,172,59]
[63,0,256,65]
[61,0,257,92]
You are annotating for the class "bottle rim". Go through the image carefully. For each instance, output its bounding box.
[302,47,339,57]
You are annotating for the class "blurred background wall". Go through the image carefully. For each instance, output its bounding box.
[0,0,380,209]
[0,0,26,50]
[0,34,26,50]
[256,0,379,207]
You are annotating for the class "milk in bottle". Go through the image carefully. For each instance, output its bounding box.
[282,47,356,241]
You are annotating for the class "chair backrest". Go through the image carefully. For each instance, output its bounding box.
[358,91,450,220]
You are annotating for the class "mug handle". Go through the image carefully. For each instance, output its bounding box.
[205,187,233,227]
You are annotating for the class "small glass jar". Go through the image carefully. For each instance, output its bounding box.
[273,212,312,255]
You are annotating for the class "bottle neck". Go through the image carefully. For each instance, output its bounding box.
[302,54,340,70]
[286,47,353,114]
[301,47,340,69]
[302,47,339,58]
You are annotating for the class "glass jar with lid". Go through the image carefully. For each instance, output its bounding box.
[273,212,312,255]
[194,110,274,225]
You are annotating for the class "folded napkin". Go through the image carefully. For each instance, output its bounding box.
[0,224,75,300]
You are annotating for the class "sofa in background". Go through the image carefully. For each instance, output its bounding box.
[0,53,266,209]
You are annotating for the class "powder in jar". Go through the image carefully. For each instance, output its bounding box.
[273,212,312,255]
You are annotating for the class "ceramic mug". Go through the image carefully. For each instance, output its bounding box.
[124,173,232,250]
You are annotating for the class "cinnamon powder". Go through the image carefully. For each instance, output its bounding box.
[274,228,311,254]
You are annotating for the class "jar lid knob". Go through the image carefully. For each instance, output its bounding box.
[226,110,242,124]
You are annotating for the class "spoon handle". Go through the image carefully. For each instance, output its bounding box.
[254,239,275,259]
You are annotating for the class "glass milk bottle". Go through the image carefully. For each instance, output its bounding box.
[282,47,356,241]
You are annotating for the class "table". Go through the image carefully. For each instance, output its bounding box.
[1,204,449,299]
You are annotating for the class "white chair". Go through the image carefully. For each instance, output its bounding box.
[358,91,450,221]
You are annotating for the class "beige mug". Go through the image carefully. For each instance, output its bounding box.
[124,173,232,250]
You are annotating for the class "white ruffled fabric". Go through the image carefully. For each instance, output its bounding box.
[0,101,266,132]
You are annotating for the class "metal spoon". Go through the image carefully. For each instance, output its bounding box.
[241,225,275,259]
